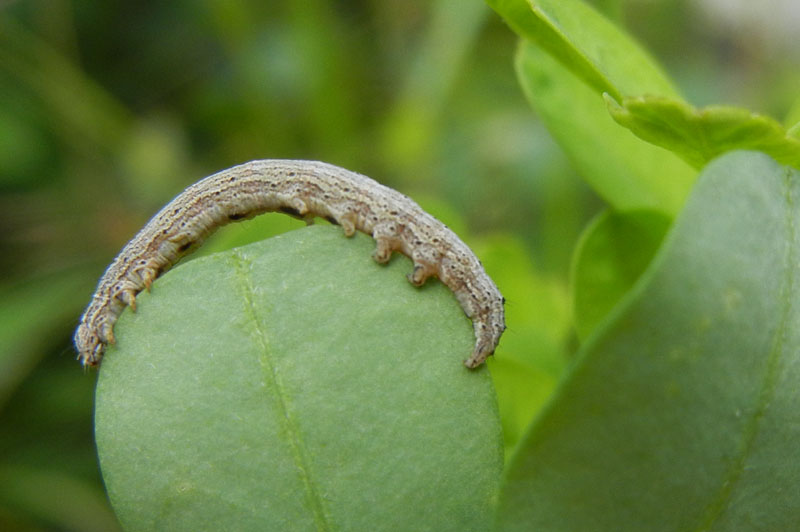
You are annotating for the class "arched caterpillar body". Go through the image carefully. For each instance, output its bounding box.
[74,160,505,369]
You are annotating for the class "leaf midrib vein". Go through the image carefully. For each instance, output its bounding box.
[693,166,796,531]
[233,251,333,532]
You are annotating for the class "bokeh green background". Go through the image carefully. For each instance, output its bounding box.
[1,0,798,529]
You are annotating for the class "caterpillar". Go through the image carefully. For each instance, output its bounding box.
[74,160,505,369]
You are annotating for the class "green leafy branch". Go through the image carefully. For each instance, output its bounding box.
[91,0,800,530]
[488,0,800,530]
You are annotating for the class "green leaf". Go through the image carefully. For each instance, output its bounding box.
[95,225,502,531]
[570,209,670,340]
[0,464,121,532]
[192,212,306,259]
[607,95,800,170]
[488,357,557,462]
[496,151,800,530]
[473,234,571,457]
[485,0,680,100]
[515,42,695,215]
[475,234,569,375]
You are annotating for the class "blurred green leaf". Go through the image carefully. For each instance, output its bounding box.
[485,0,679,101]
[488,357,557,462]
[475,234,570,457]
[118,113,193,205]
[0,464,120,532]
[515,42,695,215]
[282,1,360,160]
[586,0,624,21]
[95,225,502,531]
[607,95,800,170]
[496,151,800,530]
[570,209,670,340]
[0,267,96,408]
[476,234,568,375]
[0,106,51,185]
[381,0,488,173]
[192,212,307,259]
[0,16,132,156]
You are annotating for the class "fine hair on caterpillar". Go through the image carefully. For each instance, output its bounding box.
[74,160,506,369]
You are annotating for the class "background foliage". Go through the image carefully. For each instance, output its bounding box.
[1,0,799,530]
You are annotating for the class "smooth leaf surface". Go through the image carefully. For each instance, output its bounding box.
[496,151,800,530]
[515,42,695,215]
[608,95,800,170]
[485,0,679,100]
[95,225,502,532]
[570,209,670,340]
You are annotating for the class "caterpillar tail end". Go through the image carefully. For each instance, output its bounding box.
[464,341,493,369]
[464,313,504,369]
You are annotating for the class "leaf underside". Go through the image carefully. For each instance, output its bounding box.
[515,41,695,216]
[486,0,679,100]
[497,151,800,530]
[570,208,671,340]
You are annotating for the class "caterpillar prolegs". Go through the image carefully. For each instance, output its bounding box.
[74,160,505,369]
